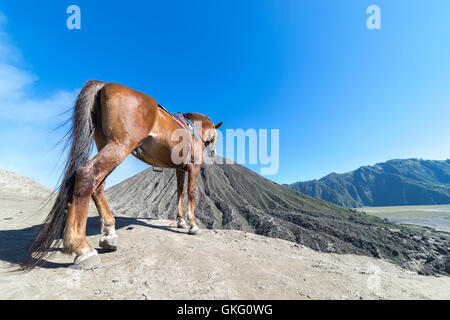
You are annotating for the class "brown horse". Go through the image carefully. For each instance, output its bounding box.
[23,80,223,270]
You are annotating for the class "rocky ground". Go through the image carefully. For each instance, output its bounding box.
[107,159,450,276]
[0,169,449,300]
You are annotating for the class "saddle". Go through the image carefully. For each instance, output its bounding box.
[158,104,199,142]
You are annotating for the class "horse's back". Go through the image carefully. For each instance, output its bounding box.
[101,82,157,111]
[97,82,159,145]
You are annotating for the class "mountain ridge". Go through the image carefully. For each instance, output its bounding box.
[289,159,450,208]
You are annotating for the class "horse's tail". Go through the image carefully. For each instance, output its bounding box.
[21,80,105,271]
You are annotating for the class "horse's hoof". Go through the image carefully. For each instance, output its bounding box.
[99,235,118,251]
[73,249,101,270]
[189,225,203,235]
[177,220,188,229]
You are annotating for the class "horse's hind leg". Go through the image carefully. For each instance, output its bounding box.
[64,143,129,269]
[92,180,118,251]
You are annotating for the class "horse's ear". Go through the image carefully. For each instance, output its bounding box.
[215,121,223,129]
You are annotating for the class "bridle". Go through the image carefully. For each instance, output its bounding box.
[179,116,217,159]
[199,126,217,157]
[200,129,216,148]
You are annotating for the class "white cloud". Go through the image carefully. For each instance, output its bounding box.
[0,62,37,98]
[0,11,146,189]
[0,11,77,187]
[0,89,76,123]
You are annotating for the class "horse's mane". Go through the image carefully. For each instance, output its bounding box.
[183,112,212,124]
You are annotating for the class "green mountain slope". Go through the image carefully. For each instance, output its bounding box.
[289,159,450,208]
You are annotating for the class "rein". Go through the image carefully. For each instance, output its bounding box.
[197,163,212,208]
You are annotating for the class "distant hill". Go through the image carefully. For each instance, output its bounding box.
[0,168,51,199]
[289,159,450,208]
[106,157,450,275]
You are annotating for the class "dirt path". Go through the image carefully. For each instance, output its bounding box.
[0,193,449,300]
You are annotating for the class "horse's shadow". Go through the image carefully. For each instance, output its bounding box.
[0,216,184,270]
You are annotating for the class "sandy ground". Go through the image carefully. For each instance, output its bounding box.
[0,191,449,300]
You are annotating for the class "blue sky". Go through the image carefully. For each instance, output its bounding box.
[0,1,449,189]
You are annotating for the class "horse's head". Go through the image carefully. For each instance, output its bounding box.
[183,113,223,158]
[204,121,223,158]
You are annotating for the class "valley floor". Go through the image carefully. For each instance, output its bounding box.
[360,205,450,233]
[0,193,449,300]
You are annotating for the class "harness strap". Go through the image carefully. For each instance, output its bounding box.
[175,116,194,163]
[197,164,212,208]
[158,104,210,163]
[184,118,199,142]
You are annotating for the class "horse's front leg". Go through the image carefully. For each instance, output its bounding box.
[176,169,188,229]
[186,164,202,235]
